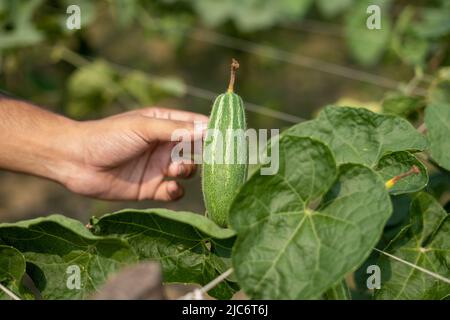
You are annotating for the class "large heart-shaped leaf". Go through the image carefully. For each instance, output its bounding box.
[0,245,26,300]
[376,192,450,299]
[230,136,392,299]
[285,106,428,194]
[91,208,238,299]
[0,215,137,299]
[425,103,450,171]
[324,281,351,300]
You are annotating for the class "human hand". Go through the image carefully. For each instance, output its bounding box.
[63,107,208,201]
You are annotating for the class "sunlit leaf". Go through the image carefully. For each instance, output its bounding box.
[91,208,238,299]
[286,106,428,194]
[0,215,137,299]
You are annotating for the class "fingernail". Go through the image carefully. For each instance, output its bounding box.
[168,181,179,196]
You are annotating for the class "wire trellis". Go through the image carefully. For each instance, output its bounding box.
[58,48,306,124]
[139,13,429,96]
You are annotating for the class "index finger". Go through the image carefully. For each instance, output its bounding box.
[135,117,204,142]
[139,107,209,123]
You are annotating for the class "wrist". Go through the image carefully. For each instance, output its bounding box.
[45,118,87,188]
[0,97,87,187]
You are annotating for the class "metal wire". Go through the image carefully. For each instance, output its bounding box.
[0,283,21,300]
[140,14,428,96]
[61,50,306,124]
[374,248,450,285]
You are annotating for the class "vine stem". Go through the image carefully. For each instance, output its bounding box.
[0,283,21,300]
[227,59,239,93]
[178,268,234,300]
[402,66,424,96]
[374,248,450,284]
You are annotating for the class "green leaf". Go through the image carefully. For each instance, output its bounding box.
[191,0,235,28]
[353,193,414,298]
[0,215,137,299]
[427,170,450,200]
[120,71,186,105]
[376,192,450,299]
[66,60,120,119]
[425,103,450,171]
[423,68,450,171]
[0,245,26,300]
[0,0,44,50]
[376,152,428,195]
[192,0,312,32]
[344,0,392,66]
[286,106,426,166]
[382,94,424,117]
[413,8,450,39]
[324,281,351,300]
[391,7,429,66]
[390,4,450,66]
[386,194,412,228]
[428,67,450,106]
[112,0,138,28]
[316,0,353,18]
[230,136,392,299]
[285,106,428,194]
[91,208,238,299]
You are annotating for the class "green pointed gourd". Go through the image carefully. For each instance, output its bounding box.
[202,59,247,227]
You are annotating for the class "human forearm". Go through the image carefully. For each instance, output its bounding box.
[0,96,206,201]
[0,96,80,185]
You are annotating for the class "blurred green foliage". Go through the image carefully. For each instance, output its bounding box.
[0,0,44,49]
[190,0,313,32]
[344,0,392,66]
[66,60,120,118]
[0,0,449,122]
[428,67,450,105]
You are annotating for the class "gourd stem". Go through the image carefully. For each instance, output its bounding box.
[227,58,239,92]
